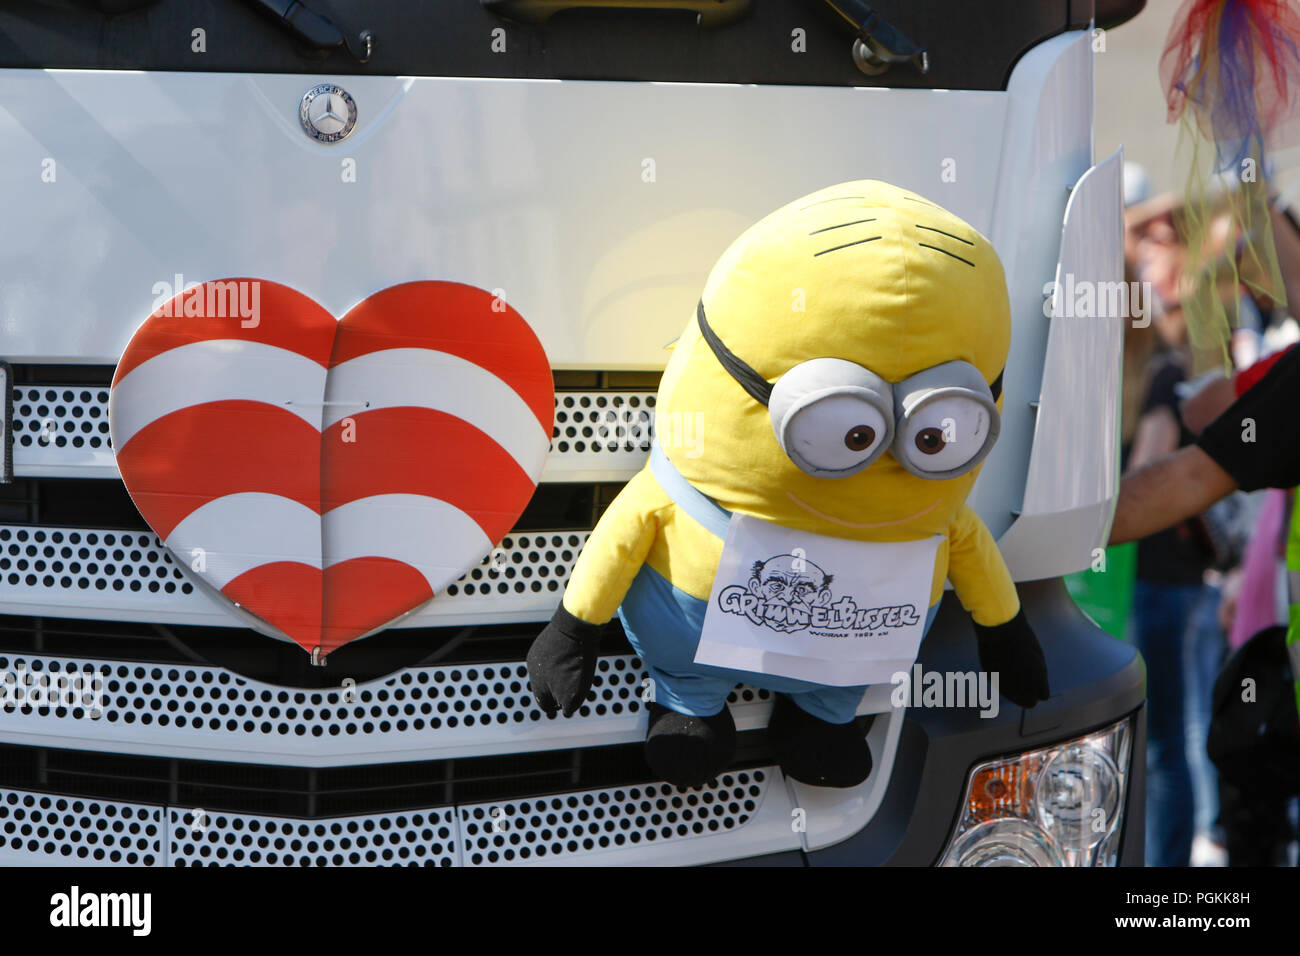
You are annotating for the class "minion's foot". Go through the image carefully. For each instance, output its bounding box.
[767,694,873,788]
[644,702,737,790]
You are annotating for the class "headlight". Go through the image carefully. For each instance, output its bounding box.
[938,716,1133,867]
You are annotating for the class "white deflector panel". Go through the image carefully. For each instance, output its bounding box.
[998,149,1125,579]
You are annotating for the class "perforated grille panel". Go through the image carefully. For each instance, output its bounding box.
[545,392,655,480]
[0,763,796,866]
[0,526,195,598]
[10,384,658,481]
[442,531,581,601]
[459,770,767,866]
[0,649,783,765]
[0,787,164,865]
[0,525,586,628]
[167,806,459,867]
[11,385,113,452]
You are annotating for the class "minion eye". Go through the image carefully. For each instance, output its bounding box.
[896,396,991,476]
[767,357,895,479]
[890,360,1002,480]
[784,395,889,476]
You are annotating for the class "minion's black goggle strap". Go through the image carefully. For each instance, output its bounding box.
[695,300,1004,480]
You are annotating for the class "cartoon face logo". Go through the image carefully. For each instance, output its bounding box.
[743,554,834,630]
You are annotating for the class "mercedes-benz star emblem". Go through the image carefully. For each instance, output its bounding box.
[299,84,357,144]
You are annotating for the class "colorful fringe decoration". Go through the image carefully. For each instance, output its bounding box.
[1160,0,1300,364]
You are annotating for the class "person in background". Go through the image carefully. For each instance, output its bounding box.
[1123,193,1216,867]
[1112,198,1300,555]
[1162,341,1298,866]
[1115,187,1300,866]
[1111,280,1300,868]
[1110,344,1300,544]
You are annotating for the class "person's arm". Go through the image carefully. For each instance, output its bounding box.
[1125,405,1180,472]
[1112,344,1300,545]
[1196,342,1300,492]
[1179,345,1295,434]
[1109,445,1239,544]
[1180,375,1237,435]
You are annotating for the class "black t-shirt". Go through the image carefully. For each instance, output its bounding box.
[1135,354,1211,584]
[1198,343,1300,492]
[1144,358,1197,448]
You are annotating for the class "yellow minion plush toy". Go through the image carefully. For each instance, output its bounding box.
[527,181,1050,789]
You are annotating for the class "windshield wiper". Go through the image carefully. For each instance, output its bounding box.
[818,0,928,76]
[245,0,374,63]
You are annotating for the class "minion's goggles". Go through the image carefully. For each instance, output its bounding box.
[695,300,1003,480]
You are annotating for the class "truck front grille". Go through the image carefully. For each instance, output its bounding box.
[0,762,784,867]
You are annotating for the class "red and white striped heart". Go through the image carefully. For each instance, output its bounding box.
[109,279,553,658]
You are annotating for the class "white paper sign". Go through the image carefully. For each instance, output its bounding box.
[694,514,943,687]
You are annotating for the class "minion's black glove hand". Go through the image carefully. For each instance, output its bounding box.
[526,605,603,718]
[975,609,1050,708]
